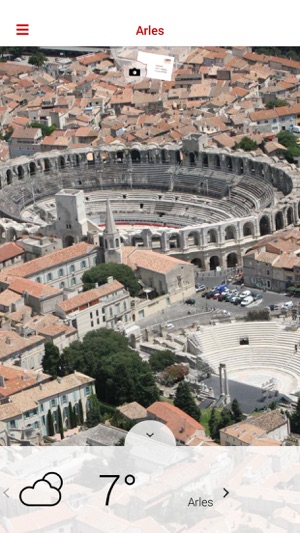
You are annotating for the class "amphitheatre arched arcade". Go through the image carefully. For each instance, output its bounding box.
[1,137,300,270]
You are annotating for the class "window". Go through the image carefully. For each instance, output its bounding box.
[110,307,113,317]
[40,404,44,412]
[96,310,99,317]
[115,303,120,314]
[34,421,39,429]
[71,277,77,286]
[47,273,52,282]
[36,277,41,283]
[62,395,67,404]
[51,399,56,408]
[91,321,94,327]
[85,386,90,396]
[97,318,100,325]
[90,312,93,319]
[25,411,30,419]
[124,301,127,311]
[42,416,46,425]
[93,257,97,265]
[70,264,75,273]
[59,281,65,289]
[81,260,87,268]
[102,315,106,322]
[73,391,78,401]
[58,268,64,277]
[66,223,72,229]
[9,420,16,429]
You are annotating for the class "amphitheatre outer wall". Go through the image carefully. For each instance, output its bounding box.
[0,137,300,270]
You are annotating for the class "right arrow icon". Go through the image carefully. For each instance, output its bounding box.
[223,488,229,498]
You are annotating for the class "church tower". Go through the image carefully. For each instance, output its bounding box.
[103,198,122,264]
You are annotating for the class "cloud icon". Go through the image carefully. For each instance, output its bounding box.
[19,472,63,507]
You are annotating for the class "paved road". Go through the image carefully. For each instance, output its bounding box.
[137,282,300,333]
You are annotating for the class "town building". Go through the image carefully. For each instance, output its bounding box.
[55,278,132,339]
[9,127,43,158]
[219,410,289,446]
[0,242,24,269]
[0,371,95,440]
[147,401,205,445]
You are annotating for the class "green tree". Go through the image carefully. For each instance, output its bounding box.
[78,399,84,425]
[265,98,288,109]
[68,402,75,429]
[149,350,177,372]
[73,406,78,427]
[47,409,54,437]
[28,51,47,67]
[82,263,140,296]
[234,136,258,152]
[86,395,102,428]
[219,407,234,428]
[290,397,300,434]
[231,398,244,423]
[208,407,219,440]
[277,131,300,162]
[62,329,160,407]
[29,121,57,137]
[174,381,201,421]
[57,405,64,440]
[42,342,61,378]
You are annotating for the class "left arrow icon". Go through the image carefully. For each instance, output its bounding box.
[223,488,229,498]
[4,489,9,498]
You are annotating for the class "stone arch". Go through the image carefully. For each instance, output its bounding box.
[58,156,65,169]
[191,257,203,268]
[175,150,181,163]
[287,206,294,225]
[116,151,124,162]
[0,225,6,243]
[161,149,168,163]
[151,234,162,249]
[187,231,200,246]
[75,153,80,166]
[17,166,24,180]
[6,227,17,241]
[259,215,271,236]
[65,235,75,247]
[87,152,95,165]
[6,169,13,185]
[44,158,51,172]
[29,162,36,175]
[131,149,141,163]
[224,225,237,241]
[239,159,244,175]
[132,235,144,247]
[243,221,255,237]
[225,155,233,172]
[215,154,221,168]
[207,229,218,243]
[275,211,284,231]
[189,152,196,165]
[227,252,238,268]
[202,153,208,168]
[209,255,220,270]
[169,233,180,249]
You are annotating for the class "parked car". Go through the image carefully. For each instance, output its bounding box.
[195,284,206,293]
[233,296,244,305]
[281,301,294,310]
[241,295,254,307]
[185,298,195,305]
[205,291,214,299]
[252,293,263,301]
[166,323,175,330]
[240,290,251,298]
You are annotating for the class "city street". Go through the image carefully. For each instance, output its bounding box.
[137,280,300,333]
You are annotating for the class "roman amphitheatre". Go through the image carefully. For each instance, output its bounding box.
[1,136,300,402]
[0,135,300,269]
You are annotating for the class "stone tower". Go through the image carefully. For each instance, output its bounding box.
[103,198,122,264]
[54,189,88,247]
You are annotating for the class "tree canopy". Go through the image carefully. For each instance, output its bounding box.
[61,328,160,407]
[174,381,201,421]
[234,137,258,152]
[42,341,72,378]
[28,51,47,67]
[149,350,177,372]
[277,131,300,162]
[29,121,57,137]
[265,98,288,109]
[82,262,140,296]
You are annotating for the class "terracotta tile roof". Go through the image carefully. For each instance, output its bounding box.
[147,401,204,443]
[0,371,94,421]
[6,276,62,299]
[247,410,287,433]
[220,422,266,444]
[7,305,32,323]
[25,313,76,338]
[57,279,124,313]
[0,289,23,307]
[3,242,97,278]
[0,364,49,397]
[122,246,190,275]
[118,401,147,420]
[0,243,24,263]
[0,330,44,360]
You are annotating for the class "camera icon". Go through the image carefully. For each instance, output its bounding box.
[129,67,141,77]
